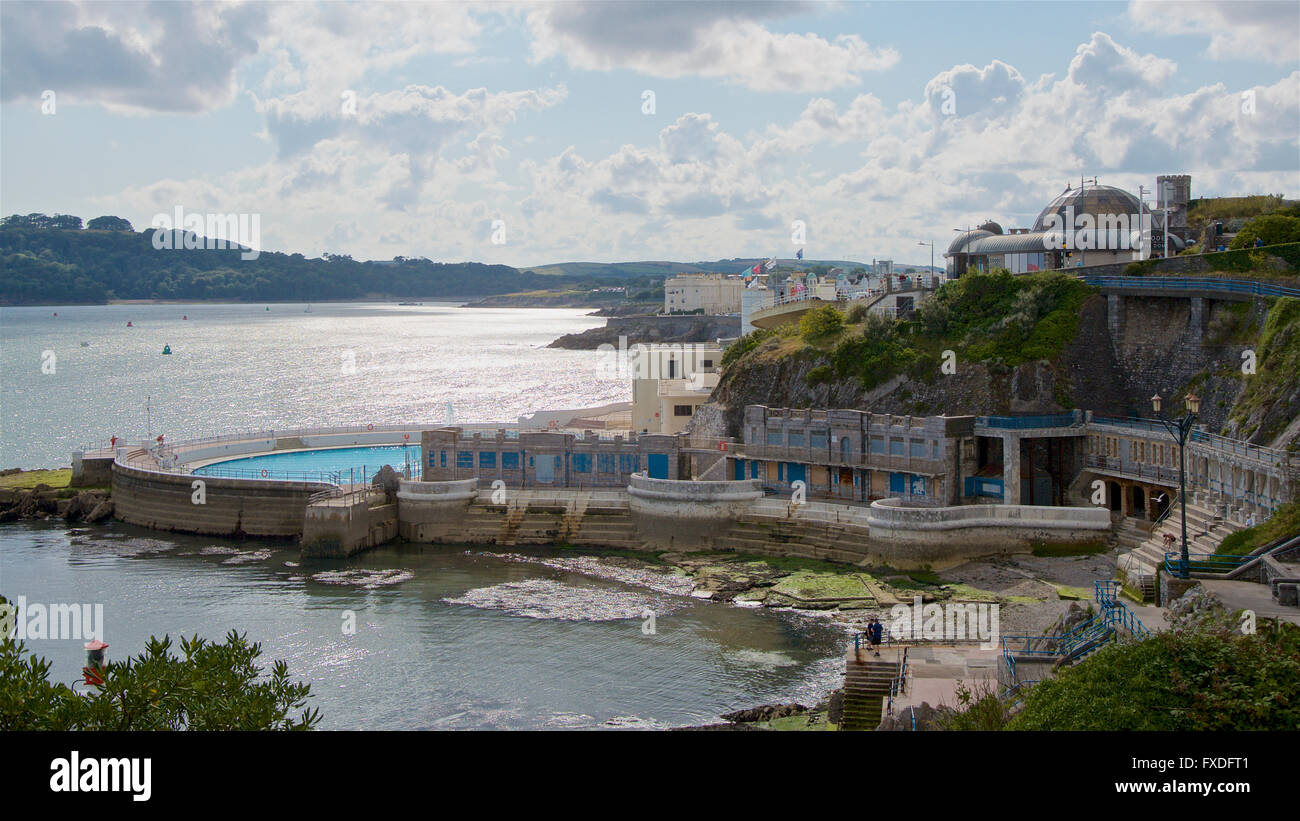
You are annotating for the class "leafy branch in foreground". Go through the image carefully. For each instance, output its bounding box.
[0,595,319,730]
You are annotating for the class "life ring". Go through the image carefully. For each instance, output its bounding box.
[260,469,269,478]
[403,433,410,441]
[367,424,374,431]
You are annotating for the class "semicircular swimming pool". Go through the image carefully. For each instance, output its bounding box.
[193,444,422,483]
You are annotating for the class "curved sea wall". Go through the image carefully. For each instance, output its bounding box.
[628,474,764,550]
[396,478,479,541]
[866,498,1110,551]
[111,461,332,537]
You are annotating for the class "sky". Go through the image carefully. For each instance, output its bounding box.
[2,0,1298,268]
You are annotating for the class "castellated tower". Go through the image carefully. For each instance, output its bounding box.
[1157,174,1191,231]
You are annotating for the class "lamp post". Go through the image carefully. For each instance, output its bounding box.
[917,240,935,285]
[1151,391,1201,579]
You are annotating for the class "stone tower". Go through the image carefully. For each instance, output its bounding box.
[1156,174,1191,231]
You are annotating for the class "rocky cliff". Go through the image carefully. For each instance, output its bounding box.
[548,313,741,349]
[702,283,1300,451]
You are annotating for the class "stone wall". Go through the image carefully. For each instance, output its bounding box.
[301,497,398,558]
[111,462,331,537]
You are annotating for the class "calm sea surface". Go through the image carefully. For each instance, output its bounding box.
[0,302,846,729]
[0,301,622,468]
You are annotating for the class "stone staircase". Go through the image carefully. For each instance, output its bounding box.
[1117,500,1243,578]
[840,653,903,731]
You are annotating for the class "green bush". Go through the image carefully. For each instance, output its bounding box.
[845,303,869,324]
[1229,214,1300,249]
[1010,627,1300,730]
[805,364,834,386]
[798,305,844,342]
[720,327,775,369]
[1217,500,1300,555]
[0,597,320,730]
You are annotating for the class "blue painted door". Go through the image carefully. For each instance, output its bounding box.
[889,472,905,494]
[536,454,556,484]
[648,453,669,479]
[787,463,806,484]
[733,460,744,480]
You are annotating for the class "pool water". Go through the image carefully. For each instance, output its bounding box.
[193,444,422,483]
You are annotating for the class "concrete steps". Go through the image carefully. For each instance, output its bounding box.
[840,657,902,731]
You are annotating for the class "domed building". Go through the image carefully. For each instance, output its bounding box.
[944,178,1186,278]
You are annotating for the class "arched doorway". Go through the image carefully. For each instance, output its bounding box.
[1131,485,1146,519]
[1108,481,1122,512]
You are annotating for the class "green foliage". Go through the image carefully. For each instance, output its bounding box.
[85,216,133,232]
[721,328,776,369]
[937,679,1011,730]
[0,596,319,730]
[805,364,834,386]
[721,271,1094,391]
[1229,215,1300,249]
[1227,297,1300,442]
[1186,194,1296,233]
[0,219,627,304]
[844,302,869,324]
[1010,627,1300,730]
[1203,242,1300,274]
[1217,500,1300,555]
[798,305,844,342]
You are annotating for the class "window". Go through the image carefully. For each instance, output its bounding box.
[909,439,926,458]
[573,453,592,472]
[870,435,886,455]
[788,430,805,447]
[890,439,905,457]
[456,451,473,469]
[428,451,438,467]
[702,359,714,369]
[673,405,693,416]
[440,450,447,467]
[619,454,639,473]
[598,453,615,474]
[931,440,940,459]
[767,431,783,446]
[811,430,828,448]
[502,452,520,470]
[479,452,497,469]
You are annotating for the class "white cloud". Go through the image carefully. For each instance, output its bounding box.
[1128,0,1300,66]
[524,1,898,92]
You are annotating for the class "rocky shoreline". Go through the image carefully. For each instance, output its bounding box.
[547,313,741,349]
[0,472,112,525]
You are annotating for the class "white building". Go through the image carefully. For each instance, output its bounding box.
[630,343,723,434]
[664,273,745,314]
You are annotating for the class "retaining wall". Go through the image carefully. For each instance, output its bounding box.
[628,475,764,550]
[301,498,399,558]
[111,462,332,537]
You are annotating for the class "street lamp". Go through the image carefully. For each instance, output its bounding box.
[917,240,935,284]
[1151,391,1201,579]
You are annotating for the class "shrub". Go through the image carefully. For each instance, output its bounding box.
[845,303,869,324]
[805,364,834,386]
[1229,214,1300,249]
[798,305,844,342]
[719,327,775,369]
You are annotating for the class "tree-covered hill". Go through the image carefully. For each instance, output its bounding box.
[0,215,565,304]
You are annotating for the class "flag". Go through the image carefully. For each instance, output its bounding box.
[751,263,762,275]
[796,248,803,260]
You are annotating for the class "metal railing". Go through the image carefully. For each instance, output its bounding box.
[1163,551,1253,575]
[1080,275,1300,299]
[977,413,1080,430]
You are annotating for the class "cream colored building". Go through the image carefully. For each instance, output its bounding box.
[664,273,744,314]
[631,343,723,433]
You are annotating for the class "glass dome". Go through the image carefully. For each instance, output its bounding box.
[1032,184,1147,232]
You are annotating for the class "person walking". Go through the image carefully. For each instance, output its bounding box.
[867,617,884,657]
